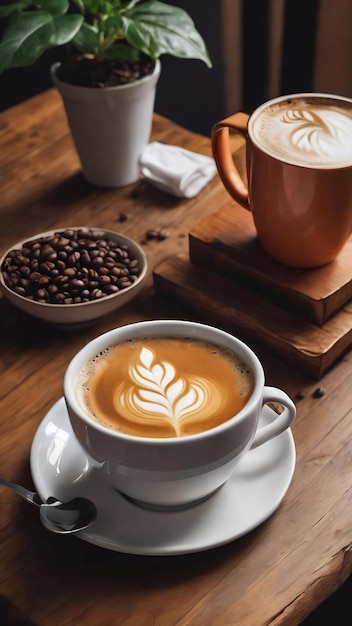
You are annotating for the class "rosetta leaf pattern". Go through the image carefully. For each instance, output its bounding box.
[115,346,221,436]
[281,108,349,158]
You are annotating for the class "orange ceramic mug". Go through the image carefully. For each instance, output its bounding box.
[211,93,352,268]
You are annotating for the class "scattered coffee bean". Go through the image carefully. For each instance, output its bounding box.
[145,228,169,241]
[312,387,325,399]
[146,229,159,241]
[157,230,169,241]
[118,213,128,222]
[1,228,142,305]
[296,391,306,400]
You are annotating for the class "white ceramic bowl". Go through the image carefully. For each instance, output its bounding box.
[0,227,147,326]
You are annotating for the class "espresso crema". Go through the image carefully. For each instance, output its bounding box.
[76,337,254,438]
[250,96,352,168]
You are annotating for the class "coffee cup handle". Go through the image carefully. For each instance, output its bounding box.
[250,386,296,449]
[211,113,250,209]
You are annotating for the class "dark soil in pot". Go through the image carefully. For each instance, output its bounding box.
[56,55,155,88]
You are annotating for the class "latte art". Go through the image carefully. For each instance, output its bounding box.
[116,346,224,436]
[282,108,351,159]
[77,337,254,438]
[250,97,352,168]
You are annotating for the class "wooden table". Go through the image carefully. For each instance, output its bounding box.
[0,89,351,626]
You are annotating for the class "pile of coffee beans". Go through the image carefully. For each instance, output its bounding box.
[1,228,142,305]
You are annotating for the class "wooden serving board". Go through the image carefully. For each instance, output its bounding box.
[189,202,352,326]
[153,254,352,379]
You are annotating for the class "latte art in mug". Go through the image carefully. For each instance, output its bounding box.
[250,96,352,168]
[76,337,254,438]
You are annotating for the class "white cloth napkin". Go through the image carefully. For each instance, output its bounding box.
[138,141,217,198]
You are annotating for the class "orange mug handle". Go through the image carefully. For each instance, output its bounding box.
[211,112,250,209]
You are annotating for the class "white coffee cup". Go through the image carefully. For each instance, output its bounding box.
[64,320,295,508]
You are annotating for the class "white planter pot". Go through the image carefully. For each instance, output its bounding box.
[51,60,161,188]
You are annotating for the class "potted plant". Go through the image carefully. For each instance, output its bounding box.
[0,1,211,187]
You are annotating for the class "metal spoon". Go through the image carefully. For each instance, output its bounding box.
[0,478,97,534]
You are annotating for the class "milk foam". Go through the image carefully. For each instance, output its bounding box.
[250,97,352,168]
[77,338,253,438]
[115,346,224,436]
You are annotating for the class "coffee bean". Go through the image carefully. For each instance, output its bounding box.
[98,266,110,276]
[54,293,65,302]
[104,259,115,268]
[20,265,31,277]
[99,275,111,285]
[87,268,98,279]
[312,387,325,398]
[1,228,142,305]
[29,271,41,283]
[54,236,71,250]
[63,267,77,278]
[54,275,69,287]
[157,230,169,241]
[145,229,169,241]
[26,241,40,251]
[3,273,11,286]
[80,251,91,265]
[146,229,159,240]
[41,244,55,259]
[39,261,55,274]
[90,288,103,299]
[37,275,50,286]
[68,251,81,265]
[47,252,58,262]
[105,285,120,294]
[61,229,76,239]
[92,256,104,267]
[69,278,85,290]
[117,277,132,287]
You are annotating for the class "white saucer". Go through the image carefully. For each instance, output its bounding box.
[30,398,296,556]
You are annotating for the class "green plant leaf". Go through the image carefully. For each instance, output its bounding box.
[0,3,29,18]
[0,0,212,71]
[126,0,212,66]
[50,14,83,45]
[121,18,159,59]
[0,1,70,17]
[72,22,99,56]
[107,42,141,64]
[0,11,83,73]
[39,1,70,17]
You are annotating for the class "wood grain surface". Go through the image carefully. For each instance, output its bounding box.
[189,203,352,325]
[0,89,351,626]
[153,253,352,378]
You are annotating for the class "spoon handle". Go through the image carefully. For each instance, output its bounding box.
[0,478,42,508]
